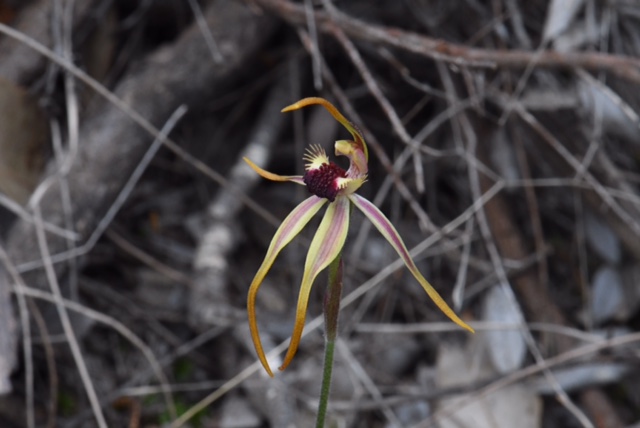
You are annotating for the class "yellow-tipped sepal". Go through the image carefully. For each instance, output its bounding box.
[247,196,327,376]
[280,196,351,371]
[282,97,368,162]
[348,194,474,333]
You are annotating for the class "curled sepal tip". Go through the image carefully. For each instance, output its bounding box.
[248,196,328,376]
[281,97,368,162]
[279,196,351,371]
[243,157,305,185]
[348,194,474,334]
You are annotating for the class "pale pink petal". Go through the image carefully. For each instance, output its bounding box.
[348,194,474,333]
[248,196,327,376]
[279,196,351,371]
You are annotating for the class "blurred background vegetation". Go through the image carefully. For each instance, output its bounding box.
[0,0,640,427]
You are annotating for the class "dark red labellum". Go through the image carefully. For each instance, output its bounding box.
[303,162,346,202]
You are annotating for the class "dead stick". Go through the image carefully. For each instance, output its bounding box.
[253,0,640,84]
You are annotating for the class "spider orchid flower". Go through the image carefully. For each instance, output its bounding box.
[244,97,474,377]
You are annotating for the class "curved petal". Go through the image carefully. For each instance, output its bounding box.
[248,196,327,376]
[243,157,305,185]
[281,97,368,162]
[335,140,367,181]
[279,196,351,371]
[349,194,474,333]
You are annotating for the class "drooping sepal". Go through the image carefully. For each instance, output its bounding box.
[279,195,351,371]
[248,196,328,376]
[348,194,474,333]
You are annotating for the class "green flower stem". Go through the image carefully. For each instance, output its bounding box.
[316,254,343,428]
[324,254,343,341]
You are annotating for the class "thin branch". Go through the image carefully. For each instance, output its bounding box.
[416,331,640,427]
[0,242,33,428]
[11,283,177,418]
[186,0,224,63]
[254,0,640,83]
[32,203,108,428]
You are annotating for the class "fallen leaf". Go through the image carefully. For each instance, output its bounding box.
[543,0,585,43]
[591,266,624,325]
[482,285,526,374]
[585,210,621,265]
[436,340,542,428]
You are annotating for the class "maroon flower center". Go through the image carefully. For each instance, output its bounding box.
[303,162,347,202]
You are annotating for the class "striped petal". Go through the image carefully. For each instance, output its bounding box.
[348,194,474,333]
[243,157,305,185]
[279,195,351,371]
[248,196,327,376]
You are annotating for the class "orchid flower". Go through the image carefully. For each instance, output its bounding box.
[244,97,474,377]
